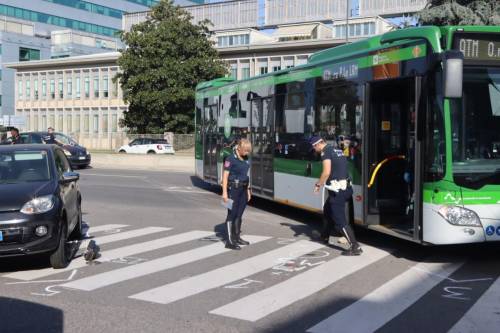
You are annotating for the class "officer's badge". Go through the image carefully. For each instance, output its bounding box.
[224,160,231,168]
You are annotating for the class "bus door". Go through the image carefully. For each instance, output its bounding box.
[364,77,419,238]
[203,103,218,183]
[250,97,275,197]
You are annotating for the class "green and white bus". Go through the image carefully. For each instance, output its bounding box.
[195,26,500,245]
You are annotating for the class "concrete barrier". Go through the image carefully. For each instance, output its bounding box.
[88,152,195,173]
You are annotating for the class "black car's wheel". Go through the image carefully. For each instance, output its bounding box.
[70,200,83,240]
[147,150,156,154]
[50,220,71,269]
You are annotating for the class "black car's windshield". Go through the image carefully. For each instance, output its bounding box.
[0,151,51,184]
[451,67,500,189]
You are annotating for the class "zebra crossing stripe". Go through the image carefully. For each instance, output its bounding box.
[61,235,270,291]
[3,230,214,281]
[307,261,463,333]
[210,244,390,322]
[78,227,171,251]
[129,240,325,304]
[449,276,500,333]
[85,224,129,234]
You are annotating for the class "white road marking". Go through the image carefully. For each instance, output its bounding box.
[306,261,463,333]
[85,224,129,233]
[60,235,270,291]
[129,240,325,304]
[449,276,500,333]
[78,226,171,251]
[3,230,214,281]
[210,245,391,322]
[82,173,145,179]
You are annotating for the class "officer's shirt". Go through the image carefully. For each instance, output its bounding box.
[321,144,348,181]
[43,133,56,144]
[224,153,250,182]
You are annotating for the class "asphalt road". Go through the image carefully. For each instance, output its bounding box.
[1,168,499,333]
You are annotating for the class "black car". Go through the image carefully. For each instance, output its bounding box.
[20,132,91,169]
[0,144,82,268]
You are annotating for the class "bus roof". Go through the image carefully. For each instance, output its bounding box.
[196,25,500,93]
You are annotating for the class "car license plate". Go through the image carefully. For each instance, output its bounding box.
[0,231,3,241]
[79,156,86,160]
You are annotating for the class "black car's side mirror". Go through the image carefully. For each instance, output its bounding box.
[60,171,79,184]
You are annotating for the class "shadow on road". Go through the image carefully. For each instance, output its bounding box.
[0,297,64,333]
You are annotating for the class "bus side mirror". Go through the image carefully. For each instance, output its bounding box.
[443,50,463,99]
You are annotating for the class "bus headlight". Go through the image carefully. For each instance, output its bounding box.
[438,205,482,227]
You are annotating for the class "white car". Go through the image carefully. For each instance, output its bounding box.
[118,138,175,154]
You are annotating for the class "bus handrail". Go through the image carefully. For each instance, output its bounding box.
[368,155,406,189]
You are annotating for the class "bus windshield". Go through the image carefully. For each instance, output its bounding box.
[451,67,500,189]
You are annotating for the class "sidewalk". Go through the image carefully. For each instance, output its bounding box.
[89,150,195,173]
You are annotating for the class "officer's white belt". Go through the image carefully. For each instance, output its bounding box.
[324,180,348,192]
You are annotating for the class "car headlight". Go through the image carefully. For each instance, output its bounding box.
[21,195,55,215]
[63,150,72,156]
[438,205,482,227]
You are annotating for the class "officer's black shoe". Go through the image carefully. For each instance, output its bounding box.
[341,245,363,256]
[225,242,241,250]
[236,237,250,246]
[234,218,250,245]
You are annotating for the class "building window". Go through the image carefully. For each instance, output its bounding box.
[230,64,237,79]
[76,77,81,98]
[19,47,40,61]
[84,77,90,98]
[272,66,281,72]
[241,68,250,79]
[67,78,72,97]
[42,79,47,97]
[102,76,109,98]
[50,79,55,99]
[102,114,108,133]
[66,115,72,132]
[34,79,38,100]
[217,34,250,48]
[34,115,38,131]
[58,115,63,131]
[58,79,63,98]
[112,79,118,98]
[93,115,99,133]
[75,114,80,132]
[18,81,23,99]
[42,115,47,129]
[49,115,55,128]
[259,67,268,75]
[26,80,30,99]
[84,114,89,132]
[93,76,99,98]
[112,114,118,132]
[43,0,123,19]
[0,4,119,37]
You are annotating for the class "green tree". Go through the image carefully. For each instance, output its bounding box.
[116,0,227,134]
[418,0,500,26]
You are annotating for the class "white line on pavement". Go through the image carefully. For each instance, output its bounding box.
[210,244,391,322]
[306,261,463,333]
[61,235,270,291]
[85,224,129,233]
[3,230,214,281]
[129,240,325,305]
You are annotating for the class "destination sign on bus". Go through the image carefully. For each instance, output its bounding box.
[453,33,500,62]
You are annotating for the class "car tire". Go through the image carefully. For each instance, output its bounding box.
[70,200,83,240]
[147,150,156,154]
[119,150,126,154]
[50,220,71,269]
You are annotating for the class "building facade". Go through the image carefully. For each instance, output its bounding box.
[6,52,127,149]
[0,0,201,117]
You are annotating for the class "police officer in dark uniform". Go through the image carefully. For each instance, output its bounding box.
[221,138,252,250]
[43,127,60,145]
[311,136,362,256]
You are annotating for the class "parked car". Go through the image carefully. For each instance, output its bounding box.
[118,138,175,154]
[0,144,82,268]
[20,132,91,169]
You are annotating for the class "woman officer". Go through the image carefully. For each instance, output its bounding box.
[222,139,252,250]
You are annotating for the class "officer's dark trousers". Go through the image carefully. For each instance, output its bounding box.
[227,186,248,222]
[226,186,248,241]
[323,186,353,235]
